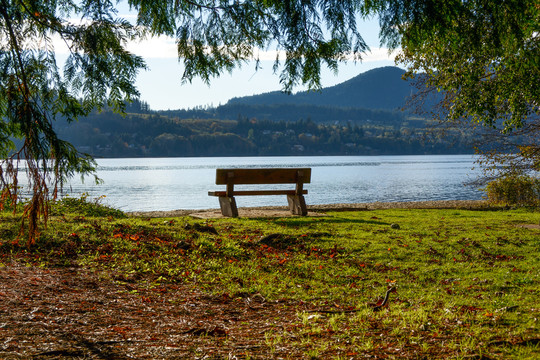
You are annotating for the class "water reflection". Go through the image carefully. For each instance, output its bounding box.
[21,155,483,211]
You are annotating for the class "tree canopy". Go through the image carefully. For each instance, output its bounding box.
[130,0,368,90]
[368,0,540,174]
[373,0,539,130]
[0,0,147,243]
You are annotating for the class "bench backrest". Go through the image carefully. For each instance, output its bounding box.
[215,168,311,185]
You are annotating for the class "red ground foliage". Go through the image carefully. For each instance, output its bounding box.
[1,264,305,359]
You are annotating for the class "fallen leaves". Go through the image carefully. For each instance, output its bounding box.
[0,264,302,359]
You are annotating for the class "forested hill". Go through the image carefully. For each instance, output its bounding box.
[54,108,472,159]
[163,103,410,128]
[226,66,412,110]
[50,66,471,158]
[161,66,431,126]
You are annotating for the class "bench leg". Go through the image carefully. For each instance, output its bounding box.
[219,196,238,217]
[287,195,307,216]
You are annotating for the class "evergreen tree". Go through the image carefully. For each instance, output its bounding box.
[368,0,540,175]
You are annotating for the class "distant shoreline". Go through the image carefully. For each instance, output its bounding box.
[128,200,488,218]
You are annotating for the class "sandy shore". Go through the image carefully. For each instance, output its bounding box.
[128,200,489,218]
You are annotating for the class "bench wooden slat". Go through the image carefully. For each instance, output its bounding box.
[208,189,308,197]
[215,168,311,185]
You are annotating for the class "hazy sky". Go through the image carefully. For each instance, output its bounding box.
[130,15,397,111]
[56,7,397,111]
[135,49,397,111]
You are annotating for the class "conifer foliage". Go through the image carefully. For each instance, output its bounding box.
[0,0,145,244]
[369,0,540,175]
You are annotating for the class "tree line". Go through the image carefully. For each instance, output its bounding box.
[54,109,474,158]
[160,102,417,128]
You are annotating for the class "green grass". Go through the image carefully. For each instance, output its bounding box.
[1,199,539,359]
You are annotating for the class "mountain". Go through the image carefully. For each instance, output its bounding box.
[226,66,413,111]
[161,66,424,126]
[50,68,471,158]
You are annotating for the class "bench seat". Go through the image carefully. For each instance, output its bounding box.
[208,189,308,197]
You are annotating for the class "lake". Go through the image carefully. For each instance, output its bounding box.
[57,155,483,212]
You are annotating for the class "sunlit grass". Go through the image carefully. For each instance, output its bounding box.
[1,199,539,358]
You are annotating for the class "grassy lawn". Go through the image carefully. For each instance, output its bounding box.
[1,198,539,359]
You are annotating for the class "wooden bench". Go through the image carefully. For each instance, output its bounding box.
[208,168,311,217]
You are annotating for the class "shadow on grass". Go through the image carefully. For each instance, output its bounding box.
[269,216,390,228]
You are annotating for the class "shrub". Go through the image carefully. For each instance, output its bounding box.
[484,175,540,206]
[51,193,126,218]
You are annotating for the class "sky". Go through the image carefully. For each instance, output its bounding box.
[129,16,398,111]
[56,7,397,111]
[135,48,397,111]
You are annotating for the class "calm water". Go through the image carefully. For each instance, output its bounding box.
[56,155,483,212]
